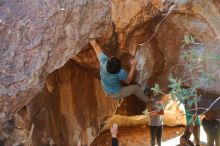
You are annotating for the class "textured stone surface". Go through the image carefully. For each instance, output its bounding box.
[111,0,220,118]
[111,0,220,94]
[112,0,163,32]
[24,60,118,146]
[0,0,111,109]
[103,100,186,130]
[1,0,220,145]
[0,0,111,145]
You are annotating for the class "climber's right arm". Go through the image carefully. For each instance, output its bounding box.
[89,39,102,57]
[123,59,137,84]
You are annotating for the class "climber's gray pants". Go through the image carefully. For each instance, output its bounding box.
[110,85,148,103]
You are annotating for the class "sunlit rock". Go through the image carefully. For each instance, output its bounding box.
[1,0,220,145]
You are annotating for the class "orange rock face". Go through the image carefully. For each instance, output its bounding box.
[1,0,220,145]
[26,60,118,146]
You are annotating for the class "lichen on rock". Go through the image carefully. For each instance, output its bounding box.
[1,0,220,145]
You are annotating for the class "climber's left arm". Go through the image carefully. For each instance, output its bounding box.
[89,39,102,57]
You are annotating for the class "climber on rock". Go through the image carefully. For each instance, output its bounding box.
[89,39,150,104]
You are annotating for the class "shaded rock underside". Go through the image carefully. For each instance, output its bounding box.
[0,0,220,145]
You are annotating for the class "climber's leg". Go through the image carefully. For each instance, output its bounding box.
[110,85,149,103]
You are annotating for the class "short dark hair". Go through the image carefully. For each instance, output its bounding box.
[107,56,121,74]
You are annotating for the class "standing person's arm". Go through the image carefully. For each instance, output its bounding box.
[90,39,102,57]
[110,124,119,146]
[77,140,81,146]
[123,59,137,84]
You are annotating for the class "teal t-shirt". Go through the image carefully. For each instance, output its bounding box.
[98,52,128,94]
[185,109,200,126]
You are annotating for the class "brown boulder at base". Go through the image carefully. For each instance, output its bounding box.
[1,0,220,145]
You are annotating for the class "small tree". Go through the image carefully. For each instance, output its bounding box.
[151,34,220,124]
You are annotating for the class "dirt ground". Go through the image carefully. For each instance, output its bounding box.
[91,125,207,146]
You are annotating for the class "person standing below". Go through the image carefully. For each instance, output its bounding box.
[110,123,119,146]
[77,123,119,146]
[176,135,194,146]
[89,39,150,104]
[147,98,164,146]
[202,112,220,146]
[184,108,200,146]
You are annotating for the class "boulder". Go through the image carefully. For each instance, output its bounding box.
[0,0,111,145]
[1,0,220,145]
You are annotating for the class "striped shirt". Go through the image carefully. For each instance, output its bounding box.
[98,52,128,94]
[149,115,163,126]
